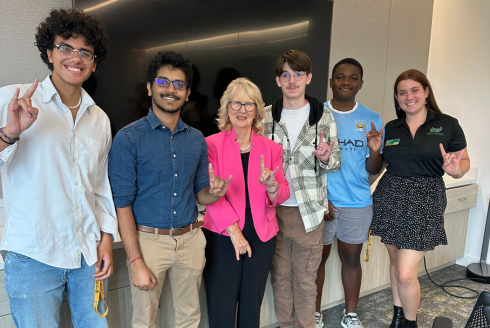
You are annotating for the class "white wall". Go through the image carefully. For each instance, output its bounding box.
[0,0,71,87]
[327,0,434,123]
[428,0,490,263]
[0,0,72,226]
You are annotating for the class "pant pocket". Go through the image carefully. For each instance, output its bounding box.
[305,245,322,274]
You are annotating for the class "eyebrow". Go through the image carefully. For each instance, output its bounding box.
[58,42,94,54]
[156,76,185,82]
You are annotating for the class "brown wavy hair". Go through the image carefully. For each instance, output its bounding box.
[394,69,442,119]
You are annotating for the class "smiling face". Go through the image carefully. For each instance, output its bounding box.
[47,35,96,88]
[276,62,312,101]
[330,63,363,102]
[147,65,190,114]
[395,79,429,116]
[227,94,256,131]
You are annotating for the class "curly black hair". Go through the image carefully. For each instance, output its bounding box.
[35,8,110,71]
[146,51,193,90]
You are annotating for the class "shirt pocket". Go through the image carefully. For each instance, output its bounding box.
[298,144,316,172]
[79,137,104,176]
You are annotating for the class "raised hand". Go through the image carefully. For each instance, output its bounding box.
[258,155,279,193]
[208,163,232,197]
[314,131,336,164]
[5,79,39,139]
[366,120,384,153]
[440,143,464,178]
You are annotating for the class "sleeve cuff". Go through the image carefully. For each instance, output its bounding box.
[0,142,18,168]
[97,212,118,242]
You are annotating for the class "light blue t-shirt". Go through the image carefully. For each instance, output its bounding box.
[325,101,384,208]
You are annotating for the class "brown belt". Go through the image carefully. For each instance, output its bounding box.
[136,221,203,236]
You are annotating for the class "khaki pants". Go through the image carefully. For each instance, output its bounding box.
[271,206,324,328]
[129,228,206,328]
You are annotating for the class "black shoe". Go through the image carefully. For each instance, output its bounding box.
[402,319,417,328]
[389,306,405,328]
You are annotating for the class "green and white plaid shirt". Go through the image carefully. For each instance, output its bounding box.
[262,95,341,233]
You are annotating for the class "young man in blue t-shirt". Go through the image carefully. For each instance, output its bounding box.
[314,58,384,328]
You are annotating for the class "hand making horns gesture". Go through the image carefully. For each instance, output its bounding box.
[314,130,336,164]
[439,143,465,178]
[208,163,233,197]
[5,79,39,139]
[258,155,279,193]
[366,120,384,153]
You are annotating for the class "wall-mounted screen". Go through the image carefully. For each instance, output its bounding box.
[74,0,333,136]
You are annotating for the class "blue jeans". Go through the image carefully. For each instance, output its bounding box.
[4,252,108,328]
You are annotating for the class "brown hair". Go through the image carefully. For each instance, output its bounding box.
[275,49,312,77]
[216,78,265,133]
[394,69,442,119]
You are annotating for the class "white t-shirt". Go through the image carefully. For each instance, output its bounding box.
[281,102,310,206]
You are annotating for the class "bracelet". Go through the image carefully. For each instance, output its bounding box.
[129,256,143,266]
[0,127,20,144]
[0,135,15,145]
[267,184,279,194]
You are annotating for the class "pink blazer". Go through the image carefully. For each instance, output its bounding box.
[203,128,289,242]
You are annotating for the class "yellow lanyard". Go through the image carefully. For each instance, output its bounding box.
[364,228,373,262]
[94,271,109,317]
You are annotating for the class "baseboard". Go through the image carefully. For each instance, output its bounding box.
[456,255,490,266]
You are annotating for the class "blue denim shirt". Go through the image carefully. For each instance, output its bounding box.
[108,108,209,229]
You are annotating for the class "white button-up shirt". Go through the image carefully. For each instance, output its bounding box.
[0,76,117,268]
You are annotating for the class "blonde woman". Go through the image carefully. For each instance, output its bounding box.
[203,78,290,328]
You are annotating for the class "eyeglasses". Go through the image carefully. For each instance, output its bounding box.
[229,101,256,112]
[154,78,187,90]
[54,44,96,64]
[280,71,306,82]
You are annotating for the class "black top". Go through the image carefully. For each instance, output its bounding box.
[383,111,466,177]
[240,152,258,237]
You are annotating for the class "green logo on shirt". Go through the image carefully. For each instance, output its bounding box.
[427,127,444,136]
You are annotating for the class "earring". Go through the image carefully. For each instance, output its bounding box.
[226,117,231,123]
[398,106,401,110]
[425,100,427,105]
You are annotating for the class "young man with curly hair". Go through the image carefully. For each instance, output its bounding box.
[0,9,116,327]
[109,50,230,328]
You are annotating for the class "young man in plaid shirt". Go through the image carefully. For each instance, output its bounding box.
[263,50,341,328]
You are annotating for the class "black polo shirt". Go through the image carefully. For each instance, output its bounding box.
[383,111,466,177]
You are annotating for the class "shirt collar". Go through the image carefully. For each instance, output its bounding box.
[41,75,96,114]
[147,107,189,133]
[395,110,440,127]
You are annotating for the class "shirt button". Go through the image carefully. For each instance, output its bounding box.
[173,211,176,214]
[173,154,176,157]
[174,193,177,196]
[175,174,178,177]
[73,158,76,161]
[76,205,79,210]
[75,228,80,232]
[75,182,79,185]
[171,136,173,139]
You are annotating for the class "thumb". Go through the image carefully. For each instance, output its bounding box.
[94,257,102,273]
[149,274,157,289]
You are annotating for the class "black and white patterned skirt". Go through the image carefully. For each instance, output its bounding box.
[371,172,448,251]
